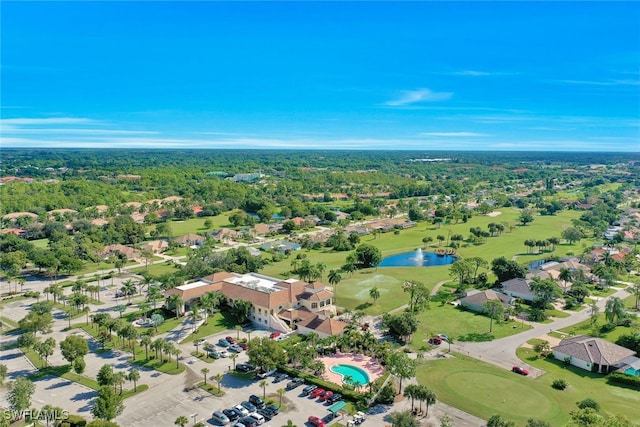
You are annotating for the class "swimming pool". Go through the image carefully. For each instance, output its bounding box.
[330,364,370,386]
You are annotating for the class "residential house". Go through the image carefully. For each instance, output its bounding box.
[102,244,141,262]
[457,289,514,313]
[164,272,345,335]
[552,335,636,373]
[174,233,206,247]
[141,239,169,254]
[500,278,537,302]
[260,240,301,253]
[211,228,241,243]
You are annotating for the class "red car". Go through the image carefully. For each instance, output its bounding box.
[238,342,248,350]
[225,336,236,344]
[269,331,281,339]
[309,388,325,399]
[428,337,442,345]
[307,416,326,427]
[512,366,529,376]
[319,390,333,401]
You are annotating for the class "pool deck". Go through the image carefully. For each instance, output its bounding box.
[317,353,384,386]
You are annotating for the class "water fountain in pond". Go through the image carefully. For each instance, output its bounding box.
[413,248,425,265]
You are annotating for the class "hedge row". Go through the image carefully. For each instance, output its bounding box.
[608,372,640,389]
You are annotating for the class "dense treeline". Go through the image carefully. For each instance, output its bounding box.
[1,149,638,215]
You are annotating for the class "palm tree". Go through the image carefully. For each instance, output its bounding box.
[277,388,285,408]
[173,347,181,369]
[418,385,436,418]
[369,287,380,304]
[121,279,136,303]
[403,384,419,412]
[140,334,152,360]
[235,324,242,340]
[201,367,210,385]
[128,368,140,392]
[230,353,238,370]
[259,379,267,399]
[113,371,126,394]
[174,416,188,427]
[327,269,342,305]
[167,294,183,318]
[147,286,162,309]
[214,373,223,393]
[605,297,626,324]
[139,301,151,319]
[558,268,572,293]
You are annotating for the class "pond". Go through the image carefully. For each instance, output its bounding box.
[379,248,457,267]
[528,259,549,269]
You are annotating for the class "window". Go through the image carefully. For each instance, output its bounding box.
[311,303,318,309]
[320,301,325,307]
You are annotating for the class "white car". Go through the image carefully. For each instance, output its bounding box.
[218,350,229,358]
[195,338,207,346]
[437,334,449,342]
[234,405,249,416]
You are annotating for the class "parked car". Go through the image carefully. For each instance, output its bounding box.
[228,344,243,353]
[257,368,277,379]
[238,342,248,350]
[248,412,265,425]
[218,338,231,347]
[218,350,229,358]
[301,384,318,396]
[273,373,288,383]
[428,337,443,345]
[265,403,280,415]
[286,377,304,390]
[195,338,207,346]
[241,401,257,413]
[308,416,326,427]
[249,395,265,409]
[326,393,342,404]
[269,331,281,339]
[204,343,215,351]
[309,388,325,399]
[512,366,529,376]
[212,410,230,425]
[319,390,333,401]
[238,416,258,427]
[236,363,254,373]
[437,334,449,342]
[256,409,273,421]
[226,336,236,344]
[223,408,241,421]
[233,405,249,416]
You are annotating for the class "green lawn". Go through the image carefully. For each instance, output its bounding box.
[130,261,182,277]
[148,213,234,237]
[412,303,532,349]
[418,352,640,426]
[180,311,237,344]
[261,208,592,317]
[558,313,637,343]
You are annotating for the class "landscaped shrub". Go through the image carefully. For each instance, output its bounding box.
[576,398,600,411]
[552,379,568,390]
[599,323,616,333]
[608,372,640,389]
[54,415,86,427]
[615,334,640,353]
[375,383,396,404]
[616,318,633,327]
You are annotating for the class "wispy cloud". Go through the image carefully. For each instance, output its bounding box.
[419,132,488,137]
[555,79,640,86]
[0,117,95,125]
[385,88,453,106]
[452,70,491,76]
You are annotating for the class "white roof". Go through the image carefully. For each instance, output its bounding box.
[177,280,210,291]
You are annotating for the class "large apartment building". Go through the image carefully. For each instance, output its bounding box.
[165,272,346,336]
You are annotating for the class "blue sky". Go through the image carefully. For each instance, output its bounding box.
[2,1,639,151]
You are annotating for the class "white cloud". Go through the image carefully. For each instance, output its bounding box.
[453,70,491,76]
[0,117,95,125]
[556,79,640,86]
[385,88,453,106]
[420,132,488,137]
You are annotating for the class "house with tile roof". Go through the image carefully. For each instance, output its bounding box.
[552,335,636,373]
[165,272,345,335]
[456,289,514,313]
[173,233,206,247]
[500,278,537,302]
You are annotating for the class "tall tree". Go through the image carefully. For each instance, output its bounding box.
[483,300,506,333]
[6,377,35,419]
[91,386,124,421]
